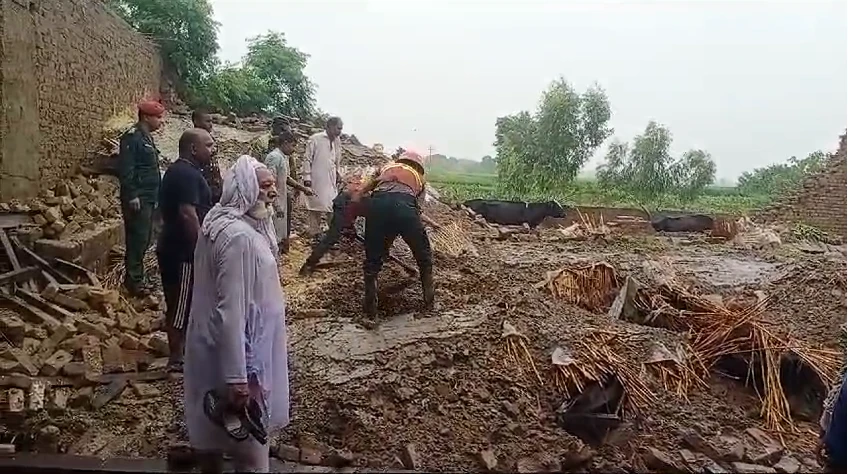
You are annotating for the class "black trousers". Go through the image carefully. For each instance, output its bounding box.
[363,192,432,277]
[157,250,193,332]
[303,192,356,268]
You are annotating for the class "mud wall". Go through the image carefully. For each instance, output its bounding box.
[757,134,847,241]
[0,0,161,200]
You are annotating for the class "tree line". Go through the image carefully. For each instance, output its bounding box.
[493,78,827,206]
[109,0,316,118]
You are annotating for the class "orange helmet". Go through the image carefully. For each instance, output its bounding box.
[398,151,425,171]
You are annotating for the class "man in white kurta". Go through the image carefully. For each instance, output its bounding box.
[184,155,289,473]
[300,116,343,240]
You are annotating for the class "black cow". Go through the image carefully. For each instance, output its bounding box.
[649,213,715,233]
[463,199,567,228]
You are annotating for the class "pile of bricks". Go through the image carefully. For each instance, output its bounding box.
[0,236,168,415]
[25,176,120,240]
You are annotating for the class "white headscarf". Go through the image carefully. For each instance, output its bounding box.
[201,155,279,256]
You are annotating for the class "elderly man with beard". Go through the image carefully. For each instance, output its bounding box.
[184,155,289,473]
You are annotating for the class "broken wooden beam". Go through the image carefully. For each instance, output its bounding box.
[10,236,74,284]
[91,378,127,409]
[53,259,101,287]
[0,230,36,292]
[16,289,77,323]
[0,293,62,331]
[0,267,39,286]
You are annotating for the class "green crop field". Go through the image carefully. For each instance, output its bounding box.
[427,170,772,214]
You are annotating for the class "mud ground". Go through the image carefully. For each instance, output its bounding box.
[19,200,842,472]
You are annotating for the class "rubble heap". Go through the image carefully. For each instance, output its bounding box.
[24,177,120,240]
[0,231,168,430]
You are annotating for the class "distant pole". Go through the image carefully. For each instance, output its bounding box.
[427,145,433,159]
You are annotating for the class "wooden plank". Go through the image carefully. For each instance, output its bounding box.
[90,378,127,409]
[41,270,59,288]
[95,370,172,385]
[0,266,39,285]
[0,230,35,292]
[16,289,77,322]
[0,293,62,330]
[54,259,101,287]
[0,452,309,473]
[10,236,74,284]
[0,213,32,229]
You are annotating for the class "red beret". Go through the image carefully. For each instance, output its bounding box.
[138,100,165,116]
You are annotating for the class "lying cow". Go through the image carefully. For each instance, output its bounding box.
[463,199,567,228]
[649,213,715,233]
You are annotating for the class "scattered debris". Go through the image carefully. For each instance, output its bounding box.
[537,261,619,312]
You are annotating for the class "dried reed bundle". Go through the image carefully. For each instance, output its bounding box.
[642,277,841,429]
[501,321,543,385]
[550,331,654,415]
[541,262,619,312]
[101,246,158,289]
[430,221,472,257]
[710,217,739,240]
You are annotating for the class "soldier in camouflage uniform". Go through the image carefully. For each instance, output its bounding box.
[117,101,165,296]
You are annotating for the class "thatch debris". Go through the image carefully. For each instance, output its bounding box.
[501,320,542,384]
[550,331,654,415]
[537,262,619,313]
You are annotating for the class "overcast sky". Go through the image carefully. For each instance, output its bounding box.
[209,0,846,180]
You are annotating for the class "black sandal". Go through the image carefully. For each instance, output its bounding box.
[242,398,268,445]
[202,390,250,442]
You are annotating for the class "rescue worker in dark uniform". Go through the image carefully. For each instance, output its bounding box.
[298,174,370,276]
[192,109,224,203]
[117,100,165,296]
[352,151,439,318]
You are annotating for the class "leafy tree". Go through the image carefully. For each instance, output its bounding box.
[243,32,315,118]
[495,78,613,195]
[672,149,717,202]
[597,121,716,205]
[737,151,827,196]
[110,0,219,92]
[195,65,269,116]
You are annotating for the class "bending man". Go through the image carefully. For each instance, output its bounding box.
[184,156,289,473]
[352,151,438,320]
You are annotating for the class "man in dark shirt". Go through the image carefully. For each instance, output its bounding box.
[156,128,214,372]
[117,100,165,296]
[192,109,224,203]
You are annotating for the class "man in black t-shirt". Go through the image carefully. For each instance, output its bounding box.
[156,128,215,372]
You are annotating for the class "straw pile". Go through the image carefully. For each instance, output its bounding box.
[643,342,705,400]
[538,262,619,313]
[101,246,158,289]
[710,217,739,240]
[430,221,474,258]
[638,278,841,429]
[556,211,611,241]
[550,331,654,415]
[501,320,543,385]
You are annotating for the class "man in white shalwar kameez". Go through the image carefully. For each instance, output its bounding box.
[184,155,289,473]
[300,116,343,241]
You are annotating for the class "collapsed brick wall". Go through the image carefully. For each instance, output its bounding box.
[757,134,847,241]
[0,0,161,200]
